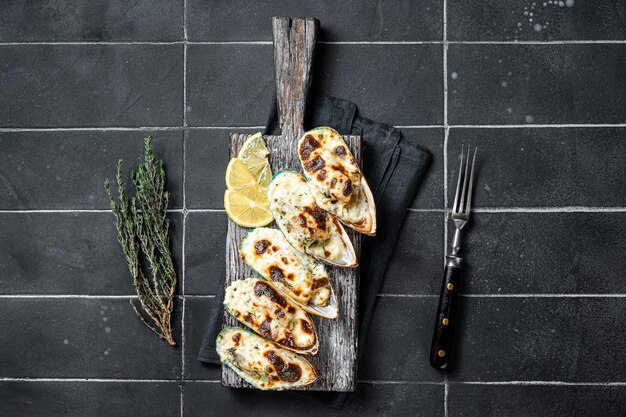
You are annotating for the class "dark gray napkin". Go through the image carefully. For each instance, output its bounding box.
[198,97,431,402]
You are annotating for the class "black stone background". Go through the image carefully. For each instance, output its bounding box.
[1,1,626,416]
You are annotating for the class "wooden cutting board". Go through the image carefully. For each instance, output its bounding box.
[222,17,361,392]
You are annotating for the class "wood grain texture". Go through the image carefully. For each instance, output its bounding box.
[272,17,319,144]
[223,133,362,392]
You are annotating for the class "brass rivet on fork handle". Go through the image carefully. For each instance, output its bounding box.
[430,145,477,370]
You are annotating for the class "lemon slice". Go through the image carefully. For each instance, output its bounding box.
[225,158,269,203]
[225,158,256,189]
[238,133,272,187]
[224,189,273,228]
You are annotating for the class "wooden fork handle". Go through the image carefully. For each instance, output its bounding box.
[430,257,462,369]
[272,16,319,142]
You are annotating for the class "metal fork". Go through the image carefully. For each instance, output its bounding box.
[430,145,477,369]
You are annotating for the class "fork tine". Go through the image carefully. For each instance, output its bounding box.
[464,147,477,214]
[459,144,471,215]
[452,145,465,214]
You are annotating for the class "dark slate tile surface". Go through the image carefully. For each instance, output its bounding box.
[380,211,443,295]
[457,212,626,294]
[448,297,626,381]
[185,128,257,209]
[0,130,183,209]
[186,45,274,127]
[448,0,626,41]
[183,381,444,417]
[186,44,443,127]
[0,298,181,378]
[447,44,626,125]
[0,45,183,127]
[312,44,443,126]
[183,297,221,380]
[186,0,442,42]
[0,381,180,417]
[0,0,183,41]
[448,128,626,208]
[3,1,626,415]
[184,212,227,295]
[448,384,626,417]
[0,213,182,295]
[359,296,442,382]
[404,128,445,209]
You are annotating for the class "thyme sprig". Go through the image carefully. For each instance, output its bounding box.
[105,137,177,346]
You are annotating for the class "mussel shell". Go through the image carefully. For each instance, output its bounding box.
[217,326,318,390]
[267,170,358,268]
[224,278,319,354]
[240,227,339,319]
[297,126,377,236]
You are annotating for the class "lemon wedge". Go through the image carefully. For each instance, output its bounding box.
[224,189,273,228]
[238,132,272,187]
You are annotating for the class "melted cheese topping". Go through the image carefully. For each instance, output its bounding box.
[224,278,317,352]
[268,171,349,261]
[217,327,318,390]
[298,127,370,225]
[240,228,331,306]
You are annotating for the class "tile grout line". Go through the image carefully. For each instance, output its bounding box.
[0,209,114,213]
[183,294,216,298]
[417,207,626,213]
[449,124,626,128]
[0,127,186,132]
[319,41,442,45]
[410,207,626,213]
[2,207,626,214]
[6,123,626,132]
[0,209,186,213]
[186,208,224,213]
[442,2,448,130]
[0,295,140,299]
[183,0,188,42]
[6,293,626,299]
[459,293,626,298]
[183,54,188,130]
[448,40,626,45]
[356,380,444,385]
[0,41,186,46]
[0,378,186,383]
[181,1,188,415]
[0,294,219,299]
[377,294,438,298]
[453,381,626,386]
[443,1,450,416]
[2,377,626,386]
[3,40,626,46]
[180,298,186,416]
[472,207,626,213]
[187,41,274,45]
[442,0,449,263]
[407,208,446,212]
[444,376,449,417]
[184,126,268,129]
[395,125,444,129]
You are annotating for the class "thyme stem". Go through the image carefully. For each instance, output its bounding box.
[105,136,177,346]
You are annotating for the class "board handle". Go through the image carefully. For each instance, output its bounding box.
[272,16,319,142]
